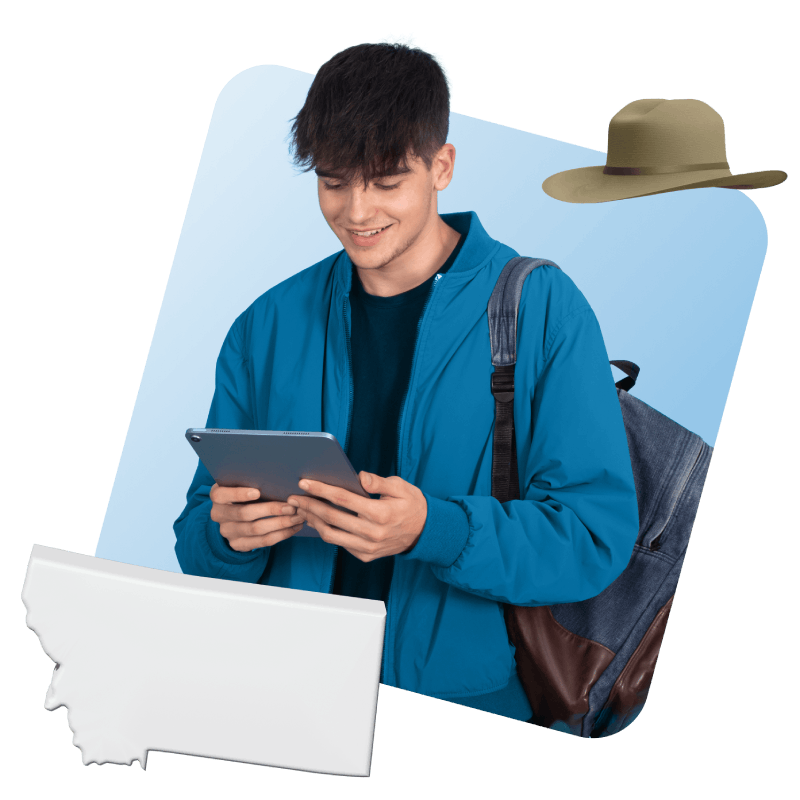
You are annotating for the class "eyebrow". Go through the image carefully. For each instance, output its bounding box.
[314,166,413,181]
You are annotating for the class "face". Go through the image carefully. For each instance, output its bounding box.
[316,145,455,272]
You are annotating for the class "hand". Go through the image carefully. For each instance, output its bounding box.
[209,484,306,553]
[286,472,428,562]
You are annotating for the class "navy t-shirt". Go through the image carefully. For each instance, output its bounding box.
[333,234,465,601]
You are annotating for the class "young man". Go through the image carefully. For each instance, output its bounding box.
[174,43,639,723]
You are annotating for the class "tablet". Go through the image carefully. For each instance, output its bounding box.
[185,429,369,538]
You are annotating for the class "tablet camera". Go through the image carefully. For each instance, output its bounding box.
[190,435,201,442]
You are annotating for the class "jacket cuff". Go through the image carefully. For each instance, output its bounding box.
[400,493,471,568]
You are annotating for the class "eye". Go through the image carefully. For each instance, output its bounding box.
[375,182,401,191]
[322,182,344,191]
[322,182,400,192]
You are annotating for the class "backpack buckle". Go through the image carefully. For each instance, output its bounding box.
[491,369,515,403]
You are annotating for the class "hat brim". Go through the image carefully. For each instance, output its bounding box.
[542,166,788,203]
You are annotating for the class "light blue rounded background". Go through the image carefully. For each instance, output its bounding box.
[95,65,767,573]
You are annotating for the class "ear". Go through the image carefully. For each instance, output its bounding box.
[432,143,456,191]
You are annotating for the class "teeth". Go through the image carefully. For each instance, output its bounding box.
[353,226,386,237]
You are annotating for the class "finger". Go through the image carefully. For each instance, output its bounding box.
[294,479,374,516]
[216,499,297,524]
[306,505,370,544]
[221,514,305,539]
[210,484,261,504]
[299,498,338,530]
[254,521,306,547]
[306,515,368,560]
[228,522,304,553]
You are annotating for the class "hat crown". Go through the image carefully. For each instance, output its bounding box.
[606,99,728,168]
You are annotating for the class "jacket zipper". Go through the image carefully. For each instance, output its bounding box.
[381,273,444,683]
[328,288,353,594]
[328,273,444,682]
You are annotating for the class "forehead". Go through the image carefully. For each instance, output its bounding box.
[314,162,416,182]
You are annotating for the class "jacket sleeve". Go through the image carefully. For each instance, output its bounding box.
[399,302,640,606]
[173,316,271,583]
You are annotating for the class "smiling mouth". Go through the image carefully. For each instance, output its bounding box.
[348,225,391,237]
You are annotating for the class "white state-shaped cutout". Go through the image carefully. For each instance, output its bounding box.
[22,545,385,776]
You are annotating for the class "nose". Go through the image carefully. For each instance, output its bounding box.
[338,186,375,219]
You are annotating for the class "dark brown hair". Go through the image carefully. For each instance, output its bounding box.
[290,43,450,185]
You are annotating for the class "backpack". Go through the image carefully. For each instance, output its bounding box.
[488,256,713,737]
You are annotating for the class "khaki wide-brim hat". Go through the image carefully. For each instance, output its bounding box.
[542,99,787,204]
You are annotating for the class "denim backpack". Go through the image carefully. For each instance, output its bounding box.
[488,256,713,737]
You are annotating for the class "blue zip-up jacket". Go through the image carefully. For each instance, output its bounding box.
[174,211,639,712]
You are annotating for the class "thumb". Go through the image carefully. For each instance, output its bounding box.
[360,471,386,493]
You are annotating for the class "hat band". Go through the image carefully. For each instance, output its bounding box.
[603,161,729,176]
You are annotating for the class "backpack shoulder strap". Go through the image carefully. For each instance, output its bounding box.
[488,259,642,502]
[488,261,638,384]
[488,257,561,368]
[488,257,560,503]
